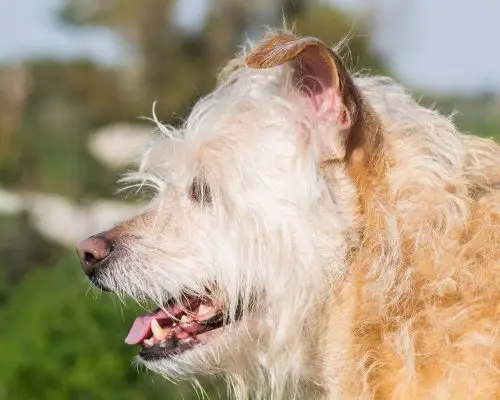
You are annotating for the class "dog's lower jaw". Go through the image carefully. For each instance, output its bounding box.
[137,319,249,379]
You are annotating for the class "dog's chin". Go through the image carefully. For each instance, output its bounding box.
[137,322,244,379]
[138,322,236,362]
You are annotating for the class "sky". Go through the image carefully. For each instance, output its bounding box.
[1,0,499,95]
[340,0,500,94]
[0,0,123,64]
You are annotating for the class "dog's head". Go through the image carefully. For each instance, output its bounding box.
[77,33,379,396]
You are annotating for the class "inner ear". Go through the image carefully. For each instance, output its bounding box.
[246,34,357,161]
[245,35,349,127]
[292,47,341,117]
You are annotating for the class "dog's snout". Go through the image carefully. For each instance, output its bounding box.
[76,234,112,277]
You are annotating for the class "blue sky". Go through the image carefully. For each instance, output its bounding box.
[0,0,123,64]
[1,0,499,94]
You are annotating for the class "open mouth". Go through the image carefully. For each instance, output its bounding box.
[125,295,229,361]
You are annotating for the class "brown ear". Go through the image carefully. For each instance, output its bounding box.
[246,34,351,129]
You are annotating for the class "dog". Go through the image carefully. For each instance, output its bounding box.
[76,32,500,399]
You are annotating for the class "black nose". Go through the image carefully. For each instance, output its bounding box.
[76,234,112,277]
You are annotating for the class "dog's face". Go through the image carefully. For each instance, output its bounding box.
[77,34,363,392]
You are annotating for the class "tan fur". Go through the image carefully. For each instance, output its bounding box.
[80,31,500,399]
[320,87,500,400]
[248,33,500,399]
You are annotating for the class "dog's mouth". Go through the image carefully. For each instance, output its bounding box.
[125,295,232,361]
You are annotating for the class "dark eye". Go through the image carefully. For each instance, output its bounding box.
[189,177,212,205]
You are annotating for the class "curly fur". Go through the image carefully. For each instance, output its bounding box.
[82,31,500,399]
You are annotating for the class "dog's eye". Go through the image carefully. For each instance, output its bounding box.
[189,178,212,205]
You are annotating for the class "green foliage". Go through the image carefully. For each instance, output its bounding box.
[0,214,62,286]
[0,254,220,400]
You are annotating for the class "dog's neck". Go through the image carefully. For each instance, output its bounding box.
[306,103,396,397]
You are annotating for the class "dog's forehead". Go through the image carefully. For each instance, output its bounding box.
[138,66,303,186]
[191,121,300,180]
[186,74,302,157]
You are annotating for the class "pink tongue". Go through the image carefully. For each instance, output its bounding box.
[125,315,154,345]
[125,309,170,345]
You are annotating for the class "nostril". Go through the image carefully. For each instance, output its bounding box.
[83,251,98,266]
[76,234,113,276]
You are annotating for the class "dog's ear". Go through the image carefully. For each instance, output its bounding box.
[246,34,354,131]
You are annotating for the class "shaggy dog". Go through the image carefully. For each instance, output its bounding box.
[77,32,500,399]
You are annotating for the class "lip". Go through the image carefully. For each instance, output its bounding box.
[138,326,224,361]
[139,336,196,361]
[126,294,233,361]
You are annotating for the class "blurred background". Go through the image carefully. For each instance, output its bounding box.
[1,0,499,398]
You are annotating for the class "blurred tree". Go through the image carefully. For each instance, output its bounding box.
[0,65,29,160]
[0,59,129,199]
[57,0,384,122]
[60,0,184,116]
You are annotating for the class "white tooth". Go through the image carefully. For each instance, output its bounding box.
[151,318,169,340]
[180,315,190,324]
[143,338,155,348]
[198,304,212,316]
